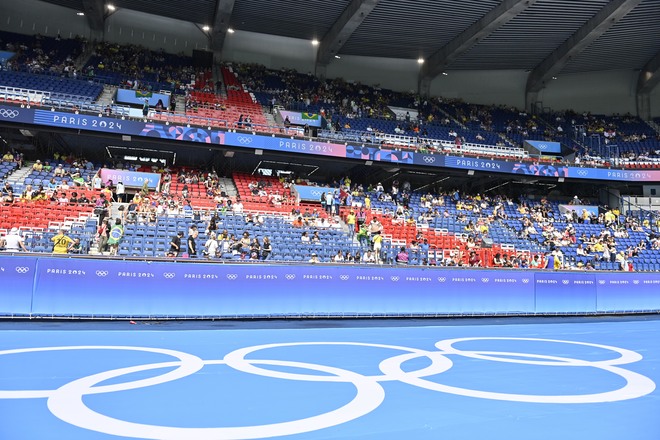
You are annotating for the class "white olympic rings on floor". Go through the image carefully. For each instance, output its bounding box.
[0,338,655,439]
[48,357,385,440]
[0,345,204,399]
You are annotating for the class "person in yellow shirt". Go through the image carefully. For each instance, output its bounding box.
[52,229,74,254]
[346,210,357,238]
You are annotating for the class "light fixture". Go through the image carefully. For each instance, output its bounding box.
[76,11,85,16]
[107,4,116,11]
[417,57,424,64]
[334,55,341,59]
[227,28,235,34]
[552,76,558,80]
[202,25,211,32]
[442,72,448,76]
[311,39,319,46]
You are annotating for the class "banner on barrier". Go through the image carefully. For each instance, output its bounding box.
[0,256,37,315]
[2,104,660,183]
[0,254,650,317]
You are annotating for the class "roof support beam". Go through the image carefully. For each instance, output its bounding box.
[316,0,380,72]
[81,0,105,36]
[419,0,537,91]
[210,0,237,55]
[526,0,642,109]
[636,50,660,120]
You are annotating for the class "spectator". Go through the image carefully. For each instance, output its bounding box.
[106,219,124,256]
[187,226,199,258]
[203,232,218,259]
[395,246,409,265]
[3,227,27,252]
[51,229,74,254]
[261,237,272,260]
[167,231,184,257]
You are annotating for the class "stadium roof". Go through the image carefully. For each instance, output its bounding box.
[40,0,660,74]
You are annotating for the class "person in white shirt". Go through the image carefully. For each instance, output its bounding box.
[204,233,218,259]
[116,181,125,203]
[3,228,27,252]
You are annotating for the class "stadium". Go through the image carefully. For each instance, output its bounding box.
[1,0,660,438]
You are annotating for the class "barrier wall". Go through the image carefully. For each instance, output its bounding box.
[2,104,660,183]
[1,255,659,318]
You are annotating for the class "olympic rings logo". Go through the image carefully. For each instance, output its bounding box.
[15,267,30,274]
[562,280,570,285]
[438,277,446,282]
[390,276,399,282]
[598,280,606,285]
[340,275,349,281]
[423,156,435,163]
[163,273,176,279]
[0,338,653,439]
[310,190,322,196]
[633,280,639,285]
[0,109,19,118]
[226,274,238,280]
[481,278,489,283]
[285,274,296,280]
[577,170,589,176]
[522,278,530,284]
[236,136,252,144]
[95,270,108,277]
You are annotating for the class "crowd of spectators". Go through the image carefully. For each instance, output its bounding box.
[85,41,211,93]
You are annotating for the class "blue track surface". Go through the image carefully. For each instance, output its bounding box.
[0,318,659,439]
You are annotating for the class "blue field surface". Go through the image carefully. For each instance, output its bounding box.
[0,318,659,439]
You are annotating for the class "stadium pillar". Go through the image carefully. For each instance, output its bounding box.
[315,64,328,80]
[210,0,237,58]
[418,0,536,88]
[315,0,380,73]
[81,0,106,40]
[636,50,660,121]
[525,90,539,114]
[418,76,431,98]
[525,0,642,103]
[637,93,651,122]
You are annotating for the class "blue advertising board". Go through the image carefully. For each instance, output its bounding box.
[525,140,562,154]
[116,89,170,108]
[0,256,37,316]
[0,255,651,318]
[279,110,323,128]
[292,185,335,202]
[1,104,660,183]
[99,168,161,190]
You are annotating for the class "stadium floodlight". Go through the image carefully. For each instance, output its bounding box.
[76,11,85,16]
[417,58,424,64]
[335,55,341,59]
[311,39,319,46]
[107,4,116,11]
[202,25,211,32]
[227,28,235,34]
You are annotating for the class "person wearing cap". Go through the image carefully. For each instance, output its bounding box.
[4,227,27,252]
[167,231,184,257]
[32,160,43,172]
[309,252,320,264]
[53,164,65,177]
[51,229,74,254]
